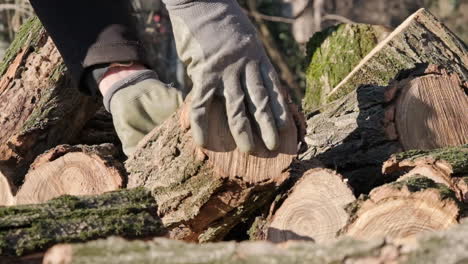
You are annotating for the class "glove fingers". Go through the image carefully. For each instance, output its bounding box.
[245,62,279,151]
[223,73,255,153]
[190,83,216,148]
[260,63,290,130]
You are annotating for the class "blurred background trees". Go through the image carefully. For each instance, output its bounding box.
[0,0,465,97]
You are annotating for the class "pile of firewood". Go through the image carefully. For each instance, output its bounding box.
[0,8,466,264]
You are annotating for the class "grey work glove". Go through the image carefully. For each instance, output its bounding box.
[164,0,290,152]
[103,70,183,156]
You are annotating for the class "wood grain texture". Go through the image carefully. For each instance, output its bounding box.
[328,8,467,102]
[301,65,467,194]
[126,99,299,242]
[40,219,468,264]
[342,176,460,241]
[0,18,100,186]
[15,144,125,205]
[266,168,356,243]
[0,171,15,206]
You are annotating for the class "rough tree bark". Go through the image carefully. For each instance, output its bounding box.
[303,23,391,113]
[0,188,165,257]
[327,8,467,102]
[125,99,300,242]
[383,145,468,202]
[301,65,468,194]
[39,219,468,264]
[0,18,100,186]
[13,144,126,206]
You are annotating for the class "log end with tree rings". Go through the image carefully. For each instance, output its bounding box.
[394,66,468,150]
[267,169,356,243]
[342,176,460,241]
[15,144,125,205]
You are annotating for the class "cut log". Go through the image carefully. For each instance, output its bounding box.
[0,17,100,186]
[383,145,468,202]
[327,8,467,102]
[75,107,121,149]
[41,219,468,264]
[126,98,300,242]
[0,171,15,206]
[14,144,126,205]
[0,188,164,257]
[341,176,461,241]
[303,23,391,113]
[265,168,356,243]
[301,65,468,194]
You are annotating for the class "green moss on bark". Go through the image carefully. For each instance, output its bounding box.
[0,17,43,77]
[0,188,165,257]
[303,24,388,113]
[393,145,468,175]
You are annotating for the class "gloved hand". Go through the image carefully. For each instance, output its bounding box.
[103,70,183,155]
[164,0,290,153]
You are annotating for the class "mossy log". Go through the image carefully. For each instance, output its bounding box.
[125,99,300,242]
[327,8,467,102]
[264,168,356,243]
[304,23,391,113]
[14,144,125,205]
[0,188,165,257]
[341,176,461,241]
[0,18,100,186]
[301,65,468,194]
[39,219,468,264]
[383,145,468,202]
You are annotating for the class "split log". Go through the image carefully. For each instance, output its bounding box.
[303,23,391,113]
[301,65,468,194]
[383,145,468,202]
[0,188,165,257]
[0,17,100,186]
[327,8,467,102]
[125,99,300,242]
[265,168,356,243]
[41,219,468,264]
[341,176,461,241]
[0,171,15,206]
[14,144,126,205]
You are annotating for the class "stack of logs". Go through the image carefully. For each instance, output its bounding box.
[0,8,466,263]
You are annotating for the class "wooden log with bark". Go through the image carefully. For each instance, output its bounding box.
[0,188,165,257]
[13,144,126,205]
[327,8,467,102]
[0,18,100,186]
[301,64,468,194]
[125,99,301,242]
[0,171,15,206]
[341,176,461,241]
[383,145,468,202]
[264,168,356,243]
[38,219,468,264]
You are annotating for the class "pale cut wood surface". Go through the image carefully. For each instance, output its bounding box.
[0,170,15,206]
[267,168,355,243]
[15,144,125,205]
[395,68,468,150]
[343,177,460,241]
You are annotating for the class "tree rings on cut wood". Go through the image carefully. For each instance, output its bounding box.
[266,168,356,243]
[393,67,468,150]
[126,98,299,242]
[342,176,460,241]
[15,144,125,205]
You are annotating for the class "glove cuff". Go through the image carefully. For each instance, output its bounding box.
[103,69,159,113]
